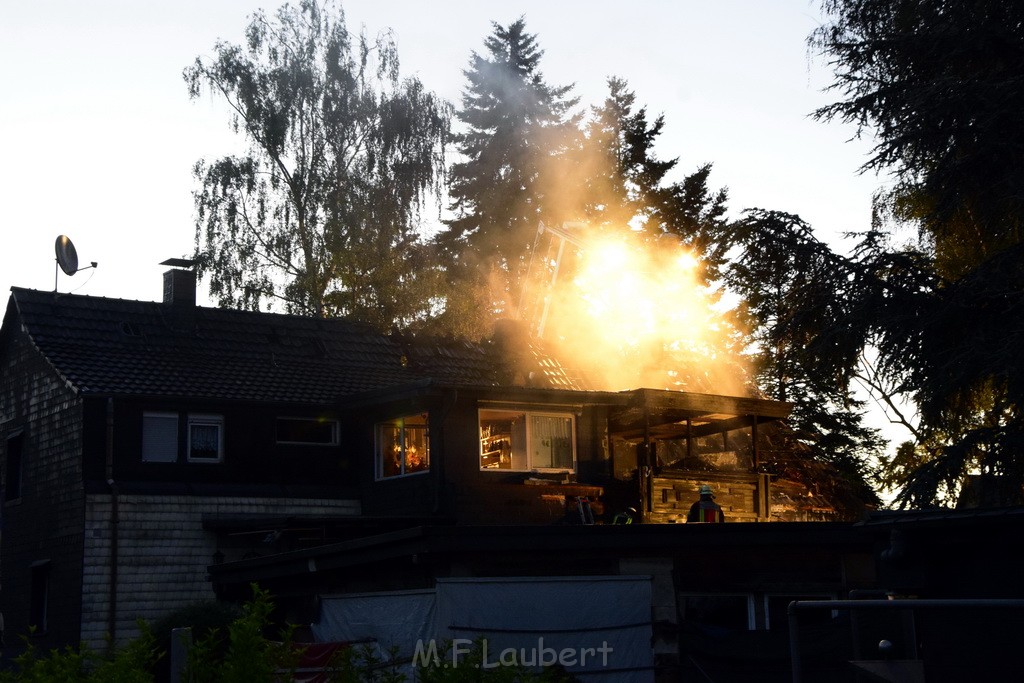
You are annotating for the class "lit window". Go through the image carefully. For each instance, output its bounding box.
[187,414,223,463]
[142,413,178,463]
[377,415,430,479]
[276,417,339,445]
[479,409,575,471]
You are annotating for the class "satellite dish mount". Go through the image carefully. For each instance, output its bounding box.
[54,235,98,292]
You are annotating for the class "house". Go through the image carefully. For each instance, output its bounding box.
[0,265,862,662]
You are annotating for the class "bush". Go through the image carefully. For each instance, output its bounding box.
[0,623,160,682]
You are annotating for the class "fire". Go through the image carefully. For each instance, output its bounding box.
[538,227,746,395]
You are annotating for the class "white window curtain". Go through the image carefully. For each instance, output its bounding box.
[530,415,574,469]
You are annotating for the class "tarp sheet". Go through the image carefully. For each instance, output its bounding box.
[313,576,654,682]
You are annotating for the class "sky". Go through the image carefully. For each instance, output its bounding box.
[1,0,909,456]
[1,0,881,303]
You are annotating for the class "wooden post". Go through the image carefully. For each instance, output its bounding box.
[170,627,193,682]
[752,417,760,470]
[642,409,652,520]
[686,418,693,463]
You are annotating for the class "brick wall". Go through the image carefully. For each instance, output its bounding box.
[81,493,360,649]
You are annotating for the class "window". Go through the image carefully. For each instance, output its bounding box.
[376,414,429,479]
[5,431,24,500]
[188,414,223,462]
[276,417,339,445]
[142,412,178,463]
[479,409,575,471]
[30,560,50,633]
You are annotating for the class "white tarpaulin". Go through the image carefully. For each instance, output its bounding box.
[311,589,436,669]
[313,576,654,682]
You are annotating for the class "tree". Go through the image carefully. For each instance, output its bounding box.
[808,0,1024,506]
[581,78,729,270]
[812,0,1024,273]
[726,210,884,503]
[437,18,579,330]
[185,0,450,329]
[581,77,673,231]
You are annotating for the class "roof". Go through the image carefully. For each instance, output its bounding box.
[3,287,585,403]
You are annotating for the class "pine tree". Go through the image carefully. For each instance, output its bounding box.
[583,78,729,274]
[726,210,885,503]
[438,18,579,328]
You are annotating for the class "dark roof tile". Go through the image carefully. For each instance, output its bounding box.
[6,288,587,403]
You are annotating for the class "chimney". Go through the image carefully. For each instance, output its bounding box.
[160,258,197,306]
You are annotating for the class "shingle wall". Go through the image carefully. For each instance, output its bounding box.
[81,493,359,649]
[0,324,86,651]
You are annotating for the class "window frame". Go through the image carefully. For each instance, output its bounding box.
[141,412,179,464]
[186,413,224,463]
[478,407,577,473]
[375,414,430,480]
[275,417,340,446]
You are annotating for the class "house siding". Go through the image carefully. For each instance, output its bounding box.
[80,493,360,649]
[0,325,86,651]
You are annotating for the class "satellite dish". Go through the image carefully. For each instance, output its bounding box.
[55,235,79,276]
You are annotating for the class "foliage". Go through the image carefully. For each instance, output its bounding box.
[806,0,1024,506]
[582,77,729,275]
[812,0,1024,269]
[185,0,450,328]
[0,623,160,683]
[150,598,242,671]
[727,205,1024,507]
[185,585,300,683]
[0,593,591,682]
[726,210,884,504]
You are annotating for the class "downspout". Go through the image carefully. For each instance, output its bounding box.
[105,398,119,647]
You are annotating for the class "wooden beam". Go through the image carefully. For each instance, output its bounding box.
[630,388,792,420]
[611,414,777,441]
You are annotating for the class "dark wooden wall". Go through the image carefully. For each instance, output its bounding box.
[103,399,357,494]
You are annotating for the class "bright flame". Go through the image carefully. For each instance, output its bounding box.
[540,228,747,395]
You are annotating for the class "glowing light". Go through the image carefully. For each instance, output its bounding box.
[539,227,746,394]
[676,251,699,271]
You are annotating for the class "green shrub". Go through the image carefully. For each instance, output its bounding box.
[0,623,160,682]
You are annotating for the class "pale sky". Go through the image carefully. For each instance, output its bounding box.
[1,0,880,304]
[1,1,911,458]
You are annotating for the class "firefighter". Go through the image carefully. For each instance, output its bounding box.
[687,484,725,523]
